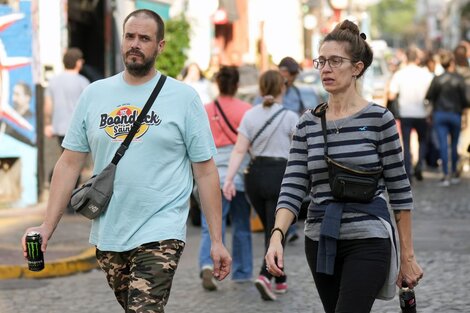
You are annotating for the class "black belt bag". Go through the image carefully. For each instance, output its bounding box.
[325,156,382,203]
[314,103,383,203]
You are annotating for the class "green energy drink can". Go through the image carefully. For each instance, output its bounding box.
[26,231,45,271]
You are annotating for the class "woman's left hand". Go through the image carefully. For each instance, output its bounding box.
[397,255,423,288]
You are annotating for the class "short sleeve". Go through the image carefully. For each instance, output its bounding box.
[184,95,217,162]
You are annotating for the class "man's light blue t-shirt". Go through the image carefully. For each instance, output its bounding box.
[63,72,216,252]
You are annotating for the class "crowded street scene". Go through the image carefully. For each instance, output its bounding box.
[1,0,469,312]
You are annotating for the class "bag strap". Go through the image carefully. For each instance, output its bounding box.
[291,85,306,114]
[111,74,167,165]
[214,99,238,135]
[251,107,285,145]
[313,102,329,156]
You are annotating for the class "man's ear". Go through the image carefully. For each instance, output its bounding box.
[157,40,166,54]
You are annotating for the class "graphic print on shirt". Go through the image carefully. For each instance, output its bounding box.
[99,104,162,141]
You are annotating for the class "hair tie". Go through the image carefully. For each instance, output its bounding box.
[360,33,367,40]
[262,95,275,103]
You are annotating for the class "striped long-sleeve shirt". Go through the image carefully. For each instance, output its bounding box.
[276,103,413,241]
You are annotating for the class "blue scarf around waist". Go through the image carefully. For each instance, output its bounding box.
[313,198,394,275]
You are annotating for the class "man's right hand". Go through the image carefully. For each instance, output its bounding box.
[22,224,53,259]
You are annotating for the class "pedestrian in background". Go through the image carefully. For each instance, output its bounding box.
[278,56,306,114]
[388,47,434,183]
[44,47,90,193]
[425,50,469,186]
[265,20,423,313]
[181,62,215,104]
[223,70,299,301]
[454,43,470,170]
[199,66,253,291]
[421,50,441,169]
[22,9,231,313]
[44,47,90,145]
[277,56,307,243]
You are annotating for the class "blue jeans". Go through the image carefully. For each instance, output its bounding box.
[433,111,462,176]
[399,117,428,179]
[199,191,253,280]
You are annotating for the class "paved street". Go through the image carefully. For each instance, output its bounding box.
[1,169,469,313]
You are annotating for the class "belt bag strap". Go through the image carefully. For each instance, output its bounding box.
[312,102,330,155]
[111,74,167,165]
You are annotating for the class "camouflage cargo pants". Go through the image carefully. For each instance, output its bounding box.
[96,239,185,313]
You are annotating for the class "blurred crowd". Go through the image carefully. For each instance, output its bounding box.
[384,42,470,186]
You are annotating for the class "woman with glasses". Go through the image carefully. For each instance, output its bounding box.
[264,20,423,312]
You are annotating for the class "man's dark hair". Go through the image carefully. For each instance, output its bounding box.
[216,66,239,96]
[123,9,165,42]
[278,57,300,75]
[63,47,83,70]
[454,44,469,67]
[439,50,454,70]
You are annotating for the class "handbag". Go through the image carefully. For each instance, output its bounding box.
[313,103,383,203]
[68,74,167,219]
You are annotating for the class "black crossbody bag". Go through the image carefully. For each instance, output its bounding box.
[313,103,383,203]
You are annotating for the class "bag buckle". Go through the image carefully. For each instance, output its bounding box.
[115,145,128,158]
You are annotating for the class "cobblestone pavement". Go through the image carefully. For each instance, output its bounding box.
[1,170,469,313]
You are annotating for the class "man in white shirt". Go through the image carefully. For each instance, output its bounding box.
[388,47,433,182]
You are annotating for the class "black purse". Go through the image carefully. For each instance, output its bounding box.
[313,103,383,203]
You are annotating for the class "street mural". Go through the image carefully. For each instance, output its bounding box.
[0,0,37,206]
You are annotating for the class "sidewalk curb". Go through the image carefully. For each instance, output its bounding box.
[0,247,98,280]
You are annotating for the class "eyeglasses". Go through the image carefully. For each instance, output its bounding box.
[313,56,353,70]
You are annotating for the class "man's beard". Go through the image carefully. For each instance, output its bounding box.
[123,49,158,77]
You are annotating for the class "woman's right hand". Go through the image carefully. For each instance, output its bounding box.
[265,235,285,277]
[222,180,236,201]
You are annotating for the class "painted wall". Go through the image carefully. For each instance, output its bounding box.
[0,0,37,207]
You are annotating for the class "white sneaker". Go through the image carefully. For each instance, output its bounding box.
[201,266,218,291]
[451,173,460,185]
[439,178,450,187]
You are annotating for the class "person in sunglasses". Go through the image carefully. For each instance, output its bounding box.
[265,20,423,313]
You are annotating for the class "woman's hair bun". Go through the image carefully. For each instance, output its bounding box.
[360,33,367,40]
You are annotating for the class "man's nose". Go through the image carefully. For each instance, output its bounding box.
[130,38,141,49]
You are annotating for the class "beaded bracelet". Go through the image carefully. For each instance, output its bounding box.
[270,227,285,243]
